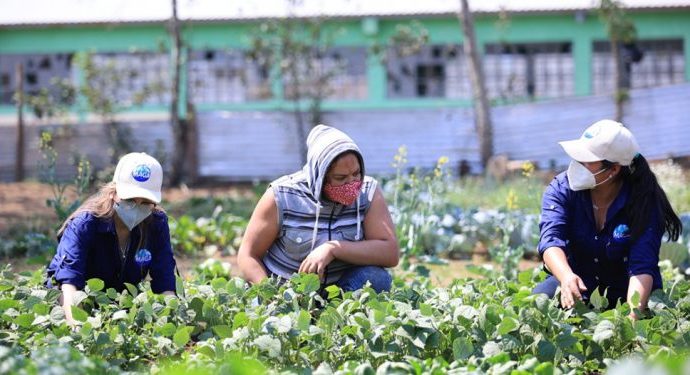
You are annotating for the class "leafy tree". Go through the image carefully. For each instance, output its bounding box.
[249,1,428,164]
[247,1,346,164]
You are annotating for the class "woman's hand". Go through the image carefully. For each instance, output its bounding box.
[298,241,336,281]
[559,272,588,308]
[59,283,79,329]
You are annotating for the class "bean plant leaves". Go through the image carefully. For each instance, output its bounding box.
[0,252,687,373]
[86,279,104,293]
[452,337,474,360]
[593,320,616,343]
[173,326,194,348]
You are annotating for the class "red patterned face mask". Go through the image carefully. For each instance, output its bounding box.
[323,180,362,206]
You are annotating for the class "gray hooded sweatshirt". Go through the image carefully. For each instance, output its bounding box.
[262,125,378,284]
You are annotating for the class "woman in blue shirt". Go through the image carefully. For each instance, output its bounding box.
[534,120,682,317]
[46,152,176,326]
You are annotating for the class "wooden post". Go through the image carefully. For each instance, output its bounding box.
[15,63,25,182]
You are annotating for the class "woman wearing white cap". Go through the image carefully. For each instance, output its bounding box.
[46,152,177,326]
[534,120,682,317]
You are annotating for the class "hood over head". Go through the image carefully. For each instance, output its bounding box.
[303,124,365,203]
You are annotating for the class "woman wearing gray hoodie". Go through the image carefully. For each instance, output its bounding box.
[238,125,399,292]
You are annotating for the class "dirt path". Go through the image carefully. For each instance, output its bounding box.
[0,181,255,233]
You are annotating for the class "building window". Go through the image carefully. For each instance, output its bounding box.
[188,50,272,103]
[593,39,685,95]
[386,45,469,99]
[0,53,74,105]
[283,47,368,101]
[89,52,170,106]
[484,42,574,100]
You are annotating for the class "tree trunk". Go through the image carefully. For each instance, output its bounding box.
[611,39,624,122]
[169,0,187,185]
[15,63,25,182]
[458,0,494,169]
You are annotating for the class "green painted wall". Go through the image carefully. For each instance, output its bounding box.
[1,10,689,113]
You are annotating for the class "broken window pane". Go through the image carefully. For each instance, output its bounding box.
[0,53,74,105]
[386,44,469,99]
[592,39,684,94]
[484,42,573,100]
[188,49,272,103]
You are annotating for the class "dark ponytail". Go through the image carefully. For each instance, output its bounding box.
[620,155,682,241]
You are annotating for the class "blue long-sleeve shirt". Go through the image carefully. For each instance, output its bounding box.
[46,211,176,293]
[538,172,663,301]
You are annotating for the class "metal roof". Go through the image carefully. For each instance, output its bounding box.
[1,0,689,26]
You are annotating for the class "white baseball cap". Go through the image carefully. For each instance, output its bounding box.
[559,119,640,166]
[112,152,163,203]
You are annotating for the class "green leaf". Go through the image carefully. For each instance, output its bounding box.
[212,325,233,339]
[124,283,138,297]
[295,274,321,294]
[296,310,311,332]
[619,318,636,341]
[497,317,518,335]
[233,312,248,331]
[173,326,193,348]
[0,299,20,310]
[15,313,34,328]
[453,337,474,360]
[555,333,577,350]
[70,306,88,322]
[96,332,110,345]
[106,288,118,300]
[536,340,556,362]
[159,322,177,337]
[197,345,215,359]
[325,285,341,299]
[593,320,615,343]
[419,303,433,316]
[222,352,268,374]
[518,270,532,285]
[252,335,281,358]
[32,303,49,315]
[111,310,128,321]
[0,281,13,292]
[86,278,105,292]
[534,362,555,375]
[210,278,227,290]
[590,287,608,311]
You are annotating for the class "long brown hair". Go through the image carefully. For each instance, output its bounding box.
[57,182,164,252]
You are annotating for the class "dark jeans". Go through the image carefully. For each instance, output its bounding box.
[532,275,626,309]
[532,275,561,298]
[334,266,392,293]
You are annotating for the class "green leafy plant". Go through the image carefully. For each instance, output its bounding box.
[38,130,92,226]
[0,262,689,374]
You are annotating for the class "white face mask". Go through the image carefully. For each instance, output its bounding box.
[114,200,153,231]
[566,160,612,191]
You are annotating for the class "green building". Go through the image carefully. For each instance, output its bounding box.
[1,0,689,181]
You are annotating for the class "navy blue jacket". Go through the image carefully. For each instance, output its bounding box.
[46,211,176,293]
[538,172,663,301]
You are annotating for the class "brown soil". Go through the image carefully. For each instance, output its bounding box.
[0,181,255,234]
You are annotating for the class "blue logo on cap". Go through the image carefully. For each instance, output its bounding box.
[583,124,602,139]
[132,164,151,182]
